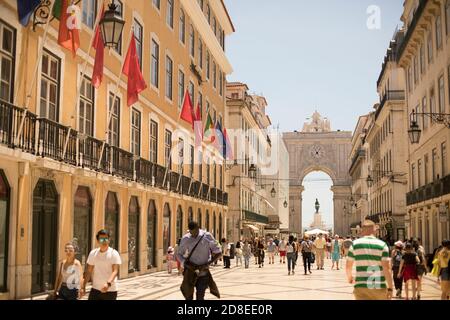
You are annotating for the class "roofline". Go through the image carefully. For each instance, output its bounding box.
[221,0,236,33]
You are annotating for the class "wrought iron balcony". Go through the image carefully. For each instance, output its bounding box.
[38,118,77,165]
[79,135,111,173]
[407,174,450,206]
[376,90,405,120]
[243,210,269,224]
[135,158,154,185]
[181,176,191,195]
[110,146,134,180]
[170,172,180,192]
[191,180,201,198]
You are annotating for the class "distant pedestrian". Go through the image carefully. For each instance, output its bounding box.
[398,243,419,300]
[221,238,231,269]
[235,241,243,267]
[179,222,222,300]
[167,246,175,274]
[174,238,183,275]
[243,241,252,269]
[83,229,122,300]
[391,241,404,299]
[346,220,394,300]
[313,233,326,270]
[437,240,450,300]
[342,236,353,257]
[267,239,277,264]
[301,235,313,275]
[412,239,427,300]
[286,236,297,275]
[279,238,287,264]
[326,237,332,259]
[257,239,265,268]
[331,235,342,270]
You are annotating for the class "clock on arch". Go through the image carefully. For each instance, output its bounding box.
[310,145,324,159]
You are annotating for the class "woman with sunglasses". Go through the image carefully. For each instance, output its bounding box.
[54,241,83,300]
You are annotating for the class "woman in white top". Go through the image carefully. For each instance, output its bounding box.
[54,242,84,300]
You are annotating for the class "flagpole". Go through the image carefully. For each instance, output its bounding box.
[15,0,57,145]
[97,26,134,170]
[61,0,106,160]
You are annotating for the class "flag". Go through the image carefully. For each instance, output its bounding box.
[194,103,203,147]
[17,0,41,26]
[91,8,105,88]
[214,121,225,156]
[204,112,215,143]
[224,128,234,160]
[180,90,194,127]
[122,36,147,106]
[57,0,80,57]
[52,0,63,20]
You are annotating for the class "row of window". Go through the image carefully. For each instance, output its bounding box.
[370,188,393,216]
[409,211,449,253]
[407,1,450,95]
[369,114,393,156]
[410,141,448,190]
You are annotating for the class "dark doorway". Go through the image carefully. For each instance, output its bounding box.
[73,186,92,265]
[32,179,58,294]
[105,192,119,250]
[163,203,171,261]
[0,170,10,292]
[147,200,157,269]
[128,196,140,273]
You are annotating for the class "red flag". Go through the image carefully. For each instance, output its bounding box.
[58,0,80,57]
[122,36,147,106]
[91,8,105,88]
[180,90,194,127]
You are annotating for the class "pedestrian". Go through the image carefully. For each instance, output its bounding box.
[243,240,252,269]
[257,239,265,268]
[391,240,404,299]
[437,239,450,300]
[412,239,428,300]
[331,235,342,270]
[174,238,183,275]
[398,243,420,300]
[83,229,122,300]
[53,241,83,300]
[301,235,313,275]
[342,236,353,257]
[279,237,287,264]
[235,241,243,267]
[346,220,394,300]
[267,239,276,264]
[286,235,297,275]
[221,238,231,269]
[326,237,332,259]
[167,246,175,274]
[179,221,222,300]
[313,233,326,270]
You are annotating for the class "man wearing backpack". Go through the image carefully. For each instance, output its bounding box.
[286,236,297,275]
[391,241,404,299]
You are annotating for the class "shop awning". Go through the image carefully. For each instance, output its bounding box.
[244,224,259,232]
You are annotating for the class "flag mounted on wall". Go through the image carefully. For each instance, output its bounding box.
[180,90,194,127]
[17,0,41,26]
[91,8,105,88]
[122,36,148,106]
[57,0,80,57]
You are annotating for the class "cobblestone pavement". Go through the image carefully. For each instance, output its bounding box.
[112,256,442,300]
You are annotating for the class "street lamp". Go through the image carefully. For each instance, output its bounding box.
[366,175,374,188]
[408,111,421,144]
[283,200,288,208]
[249,164,257,179]
[100,0,126,49]
[270,184,276,198]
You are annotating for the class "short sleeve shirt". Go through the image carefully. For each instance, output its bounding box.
[177,230,221,266]
[313,238,326,249]
[347,236,390,289]
[87,247,122,292]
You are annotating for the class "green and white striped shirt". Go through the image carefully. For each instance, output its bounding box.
[347,236,390,289]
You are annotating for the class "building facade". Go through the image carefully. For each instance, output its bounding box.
[348,114,371,236]
[0,0,234,299]
[397,0,450,253]
[225,82,273,242]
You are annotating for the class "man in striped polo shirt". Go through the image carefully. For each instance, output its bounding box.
[346,220,394,300]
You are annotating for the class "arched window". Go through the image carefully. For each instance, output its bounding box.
[219,212,223,240]
[176,206,183,241]
[105,192,119,250]
[128,196,140,273]
[205,210,210,232]
[163,203,171,256]
[188,207,193,223]
[73,186,92,265]
[197,209,202,229]
[0,170,10,292]
[147,200,157,269]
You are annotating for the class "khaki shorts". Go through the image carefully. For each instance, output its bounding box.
[353,288,388,300]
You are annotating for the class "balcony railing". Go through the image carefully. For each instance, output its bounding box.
[243,210,269,224]
[407,174,450,206]
[376,90,405,120]
[0,102,228,205]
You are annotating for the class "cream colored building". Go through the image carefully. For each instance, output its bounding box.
[348,114,371,236]
[225,82,273,242]
[397,0,450,253]
[0,0,234,299]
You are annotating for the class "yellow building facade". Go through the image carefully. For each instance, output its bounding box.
[0,0,233,299]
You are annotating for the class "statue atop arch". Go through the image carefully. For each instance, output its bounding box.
[302,111,331,133]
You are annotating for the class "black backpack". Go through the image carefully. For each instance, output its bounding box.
[393,250,402,267]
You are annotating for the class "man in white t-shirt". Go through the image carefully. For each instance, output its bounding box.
[83,229,122,300]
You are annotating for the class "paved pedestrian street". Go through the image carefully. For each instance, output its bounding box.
[103,257,442,300]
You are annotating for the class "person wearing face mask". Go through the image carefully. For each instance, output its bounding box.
[83,229,122,300]
[53,241,83,300]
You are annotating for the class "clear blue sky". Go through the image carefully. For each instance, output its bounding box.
[225,0,404,229]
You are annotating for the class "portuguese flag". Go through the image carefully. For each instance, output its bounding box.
[204,112,215,143]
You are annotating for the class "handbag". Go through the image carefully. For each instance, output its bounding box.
[431,258,440,277]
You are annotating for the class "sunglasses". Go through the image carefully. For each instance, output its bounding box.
[99,238,109,243]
